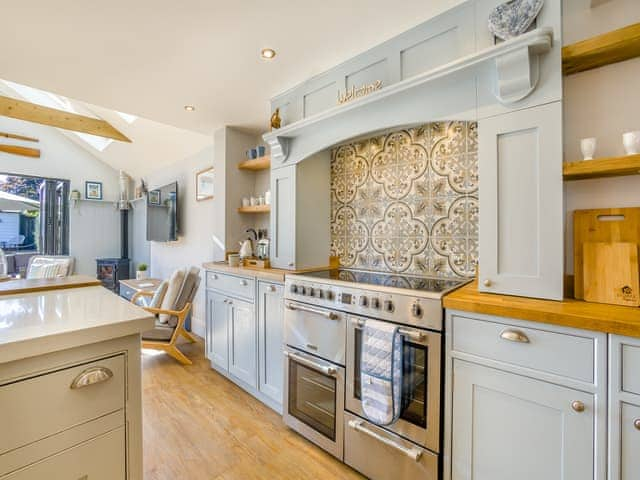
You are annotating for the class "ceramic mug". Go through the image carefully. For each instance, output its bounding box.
[228,254,240,267]
[246,148,258,159]
[242,197,250,207]
[250,196,258,206]
[580,137,597,160]
[623,131,640,155]
[257,196,264,205]
[256,145,266,157]
[264,190,271,205]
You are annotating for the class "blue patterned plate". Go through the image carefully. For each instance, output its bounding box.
[488,0,544,40]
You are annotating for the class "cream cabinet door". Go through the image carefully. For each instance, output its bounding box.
[228,298,257,388]
[258,281,284,407]
[207,291,230,371]
[478,101,563,300]
[452,359,595,480]
[270,165,296,269]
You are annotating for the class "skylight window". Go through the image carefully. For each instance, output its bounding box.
[1,80,114,152]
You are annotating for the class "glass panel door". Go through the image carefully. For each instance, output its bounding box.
[288,359,337,441]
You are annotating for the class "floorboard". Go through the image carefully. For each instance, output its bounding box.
[142,339,364,479]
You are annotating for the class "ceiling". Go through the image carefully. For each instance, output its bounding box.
[0,0,464,135]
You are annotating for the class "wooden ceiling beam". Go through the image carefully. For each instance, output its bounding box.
[0,95,131,143]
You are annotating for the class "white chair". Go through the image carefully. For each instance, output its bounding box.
[26,255,75,279]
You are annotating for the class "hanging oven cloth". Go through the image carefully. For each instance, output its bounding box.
[360,318,403,426]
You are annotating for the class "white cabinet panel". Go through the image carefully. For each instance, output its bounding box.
[258,282,284,407]
[228,298,257,388]
[452,360,595,480]
[478,101,563,300]
[270,166,296,269]
[619,402,640,480]
[207,291,229,371]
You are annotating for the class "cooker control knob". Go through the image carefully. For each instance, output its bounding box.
[384,300,395,313]
[370,297,380,309]
[411,302,423,318]
[325,290,334,301]
[290,284,298,294]
[299,286,306,296]
[358,296,368,307]
[307,287,315,297]
[315,289,324,299]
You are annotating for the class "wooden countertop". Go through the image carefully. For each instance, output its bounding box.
[202,262,334,283]
[444,281,640,338]
[0,275,102,296]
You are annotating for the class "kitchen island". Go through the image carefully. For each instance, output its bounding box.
[0,286,154,480]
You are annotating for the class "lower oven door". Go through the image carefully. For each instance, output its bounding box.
[344,411,438,480]
[346,315,441,452]
[283,347,345,459]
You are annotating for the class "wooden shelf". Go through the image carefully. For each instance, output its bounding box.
[237,205,270,214]
[563,22,640,75]
[238,155,270,171]
[563,154,640,181]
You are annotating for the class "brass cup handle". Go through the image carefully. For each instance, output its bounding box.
[499,329,530,343]
[70,367,113,389]
[571,401,585,413]
[634,419,640,431]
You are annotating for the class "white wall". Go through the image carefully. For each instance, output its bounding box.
[0,116,121,275]
[563,0,640,272]
[146,145,216,337]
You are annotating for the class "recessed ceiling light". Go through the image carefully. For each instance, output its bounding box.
[184,105,195,112]
[261,48,276,60]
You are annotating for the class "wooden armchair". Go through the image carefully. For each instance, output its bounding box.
[134,266,201,365]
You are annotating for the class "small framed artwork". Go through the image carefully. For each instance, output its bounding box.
[196,167,214,201]
[85,181,103,200]
[148,189,161,205]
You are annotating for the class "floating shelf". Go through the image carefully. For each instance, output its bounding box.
[238,155,270,171]
[563,22,640,75]
[563,154,640,181]
[237,205,270,214]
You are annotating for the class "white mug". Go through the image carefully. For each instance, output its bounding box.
[580,137,597,160]
[623,131,640,155]
[250,196,258,206]
[241,197,250,207]
[265,190,271,205]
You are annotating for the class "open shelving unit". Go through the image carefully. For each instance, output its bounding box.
[564,154,640,181]
[238,155,270,171]
[237,205,270,214]
[562,22,640,75]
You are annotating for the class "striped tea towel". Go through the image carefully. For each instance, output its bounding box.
[360,318,403,426]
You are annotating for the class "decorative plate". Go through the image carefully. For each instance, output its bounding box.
[488,0,544,41]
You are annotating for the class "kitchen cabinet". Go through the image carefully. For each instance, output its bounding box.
[445,310,607,480]
[228,297,257,388]
[270,153,331,270]
[609,335,640,480]
[258,281,284,407]
[478,101,564,300]
[205,270,284,412]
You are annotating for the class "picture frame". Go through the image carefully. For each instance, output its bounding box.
[148,189,161,205]
[195,166,214,201]
[85,181,103,200]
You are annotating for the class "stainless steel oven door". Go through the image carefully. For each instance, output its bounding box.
[345,315,441,453]
[283,347,345,460]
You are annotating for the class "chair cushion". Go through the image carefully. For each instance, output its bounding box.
[167,267,201,327]
[149,281,168,308]
[142,319,175,341]
[158,268,186,324]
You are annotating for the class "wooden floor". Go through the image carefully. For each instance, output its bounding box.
[142,339,364,480]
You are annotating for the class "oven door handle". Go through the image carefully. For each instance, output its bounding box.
[347,419,423,461]
[284,351,338,377]
[352,319,426,342]
[285,302,339,320]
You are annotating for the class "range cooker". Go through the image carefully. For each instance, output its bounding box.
[282,268,468,480]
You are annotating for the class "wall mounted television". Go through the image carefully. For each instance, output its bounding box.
[146,182,178,242]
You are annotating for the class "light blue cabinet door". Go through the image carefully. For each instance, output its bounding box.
[228,298,257,388]
[452,359,595,480]
[207,291,229,371]
[258,282,284,406]
[270,166,296,269]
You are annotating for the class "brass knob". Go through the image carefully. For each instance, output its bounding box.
[571,401,585,413]
[483,279,492,287]
[634,419,640,431]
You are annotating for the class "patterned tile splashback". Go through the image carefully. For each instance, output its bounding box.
[330,121,478,278]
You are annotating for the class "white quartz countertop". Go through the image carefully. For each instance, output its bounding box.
[0,286,155,364]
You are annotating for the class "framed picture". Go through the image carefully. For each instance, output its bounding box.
[195,167,214,201]
[85,181,103,200]
[148,189,161,205]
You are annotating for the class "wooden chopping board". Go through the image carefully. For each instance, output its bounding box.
[583,242,640,306]
[574,207,640,299]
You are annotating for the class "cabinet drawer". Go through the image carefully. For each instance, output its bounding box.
[621,340,640,396]
[0,355,125,455]
[451,314,595,383]
[3,427,125,480]
[207,271,255,301]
